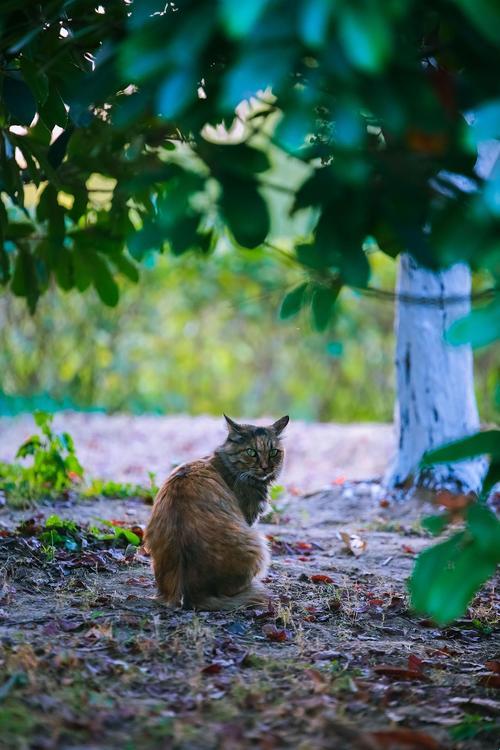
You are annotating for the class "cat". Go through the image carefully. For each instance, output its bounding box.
[144,414,289,610]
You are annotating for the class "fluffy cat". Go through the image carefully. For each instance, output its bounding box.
[144,414,289,610]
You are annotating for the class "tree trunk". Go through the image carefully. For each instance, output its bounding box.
[385,253,485,492]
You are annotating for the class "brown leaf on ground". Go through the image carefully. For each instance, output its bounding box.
[295,541,313,550]
[85,623,113,641]
[368,728,440,749]
[407,654,424,673]
[201,662,223,675]
[262,624,291,642]
[373,664,430,682]
[340,531,367,557]
[401,544,415,555]
[310,574,334,584]
[485,659,500,673]
[478,674,500,688]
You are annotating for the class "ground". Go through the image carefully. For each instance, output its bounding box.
[0,414,499,750]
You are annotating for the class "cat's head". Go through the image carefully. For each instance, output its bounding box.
[220,414,289,482]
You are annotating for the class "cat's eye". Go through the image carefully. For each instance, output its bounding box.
[246,448,257,457]
[269,448,279,457]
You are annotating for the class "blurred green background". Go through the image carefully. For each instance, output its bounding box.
[1,249,497,422]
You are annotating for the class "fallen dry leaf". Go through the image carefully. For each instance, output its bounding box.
[339,531,367,557]
[479,674,500,688]
[201,662,223,675]
[407,654,424,673]
[310,574,334,584]
[295,541,313,551]
[262,624,291,642]
[402,544,415,555]
[85,623,113,641]
[485,659,500,673]
[369,727,440,749]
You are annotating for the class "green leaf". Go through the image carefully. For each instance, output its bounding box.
[113,527,141,546]
[157,70,195,118]
[34,411,52,430]
[89,254,120,306]
[53,248,73,291]
[410,529,499,625]
[219,0,269,37]
[37,185,65,238]
[421,430,500,465]
[201,141,270,177]
[3,77,37,125]
[296,243,330,270]
[219,179,270,248]
[127,222,164,261]
[40,85,68,129]
[339,6,392,73]
[453,0,500,47]
[279,282,309,319]
[5,223,36,240]
[48,128,73,170]
[11,247,39,313]
[20,57,49,106]
[166,216,201,256]
[446,300,500,349]
[16,435,42,458]
[467,503,500,555]
[422,514,449,536]
[311,283,340,331]
[223,47,292,109]
[298,0,332,47]
[482,460,500,497]
[45,514,64,528]
[110,252,140,283]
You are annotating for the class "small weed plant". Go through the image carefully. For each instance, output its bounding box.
[0,411,157,506]
[0,411,83,503]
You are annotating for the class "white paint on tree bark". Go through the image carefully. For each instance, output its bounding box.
[385,254,485,492]
[386,138,500,492]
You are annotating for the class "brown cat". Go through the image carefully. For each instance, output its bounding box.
[144,414,289,610]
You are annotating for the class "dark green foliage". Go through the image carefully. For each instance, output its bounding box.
[0,0,498,335]
[279,282,309,319]
[410,504,500,625]
[412,433,500,624]
[422,430,500,465]
[422,430,500,497]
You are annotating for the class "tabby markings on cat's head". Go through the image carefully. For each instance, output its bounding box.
[220,414,289,482]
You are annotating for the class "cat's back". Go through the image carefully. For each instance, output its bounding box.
[153,456,235,513]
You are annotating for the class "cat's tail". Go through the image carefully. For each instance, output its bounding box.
[194,582,272,611]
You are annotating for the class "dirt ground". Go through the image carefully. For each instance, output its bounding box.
[0,415,499,749]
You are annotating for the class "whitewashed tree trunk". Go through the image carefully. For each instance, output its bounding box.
[385,254,485,492]
[385,137,500,492]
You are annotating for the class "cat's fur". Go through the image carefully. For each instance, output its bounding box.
[144,414,289,610]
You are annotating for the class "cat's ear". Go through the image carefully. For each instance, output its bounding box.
[223,414,244,433]
[271,415,289,435]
